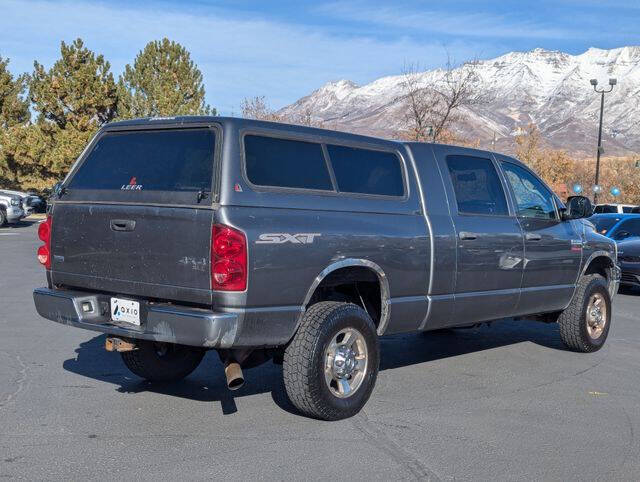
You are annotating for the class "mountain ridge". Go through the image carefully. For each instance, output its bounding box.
[279,46,640,157]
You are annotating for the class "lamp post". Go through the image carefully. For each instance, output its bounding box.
[590,77,616,204]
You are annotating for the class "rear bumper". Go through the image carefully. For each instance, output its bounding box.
[33,287,239,348]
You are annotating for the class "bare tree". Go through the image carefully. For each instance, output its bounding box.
[399,62,438,141]
[400,56,489,143]
[240,95,283,122]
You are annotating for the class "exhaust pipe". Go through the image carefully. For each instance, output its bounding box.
[224,361,244,390]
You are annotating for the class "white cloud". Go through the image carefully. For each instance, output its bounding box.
[0,0,500,113]
[316,1,578,40]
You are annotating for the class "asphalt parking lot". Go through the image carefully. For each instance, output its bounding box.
[1,220,639,480]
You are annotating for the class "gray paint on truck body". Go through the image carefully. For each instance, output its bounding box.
[34,116,620,348]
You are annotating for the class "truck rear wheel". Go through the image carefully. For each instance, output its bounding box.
[120,340,205,382]
[558,274,611,352]
[283,301,380,420]
[0,209,6,227]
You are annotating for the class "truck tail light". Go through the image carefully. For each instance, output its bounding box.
[211,224,247,291]
[37,215,52,269]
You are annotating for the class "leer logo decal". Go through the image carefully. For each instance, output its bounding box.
[121,176,143,191]
[256,233,321,244]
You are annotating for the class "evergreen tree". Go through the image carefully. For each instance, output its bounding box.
[0,57,30,128]
[0,56,31,187]
[30,38,118,130]
[118,38,214,118]
[20,38,118,188]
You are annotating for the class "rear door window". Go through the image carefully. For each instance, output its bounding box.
[244,135,333,191]
[446,155,509,215]
[67,128,216,204]
[326,145,404,196]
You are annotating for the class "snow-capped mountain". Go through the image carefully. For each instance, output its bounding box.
[279,47,640,157]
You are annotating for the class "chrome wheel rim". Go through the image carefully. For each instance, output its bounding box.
[586,292,607,339]
[324,327,368,398]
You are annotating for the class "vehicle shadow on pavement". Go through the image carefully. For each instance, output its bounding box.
[2,218,43,229]
[62,334,296,416]
[62,319,564,416]
[618,285,640,296]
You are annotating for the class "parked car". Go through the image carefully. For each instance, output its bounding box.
[33,117,620,420]
[0,191,24,226]
[0,189,45,216]
[589,213,640,241]
[593,203,638,214]
[617,237,640,288]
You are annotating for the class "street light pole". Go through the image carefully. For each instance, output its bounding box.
[590,78,616,204]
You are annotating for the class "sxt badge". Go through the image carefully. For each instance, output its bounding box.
[256,233,321,244]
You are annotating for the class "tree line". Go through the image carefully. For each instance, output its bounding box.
[0,38,212,191]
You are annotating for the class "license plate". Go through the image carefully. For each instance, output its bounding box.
[110,297,141,326]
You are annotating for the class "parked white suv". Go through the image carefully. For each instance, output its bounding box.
[593,203,638,214]
[0,189,44,217]
[0,191,25,226]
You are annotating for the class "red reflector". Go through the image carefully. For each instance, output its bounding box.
[37,245,50,268]
[211,224,247,291]
[37,215,52,269]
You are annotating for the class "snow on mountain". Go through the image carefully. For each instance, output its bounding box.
[279,47,640,157]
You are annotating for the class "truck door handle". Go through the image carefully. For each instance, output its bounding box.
[110,219,136,232]
[459,231,478,240]
[525,233,542,241]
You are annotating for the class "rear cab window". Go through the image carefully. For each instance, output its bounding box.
[244,135,333,191]
[326,144,404,196]
[242,133,405,198]
[65,127,217,205]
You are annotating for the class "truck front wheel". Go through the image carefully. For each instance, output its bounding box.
[283,301,380,420]
[558,274,612,352]
[121,341,205,382]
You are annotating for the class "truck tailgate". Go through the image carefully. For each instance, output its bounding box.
[51,203,213,305]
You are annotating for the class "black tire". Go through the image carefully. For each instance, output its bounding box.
[0,209,6,227]
[283,301,380,421]
[558,274,612,352]
[120,340,205,382]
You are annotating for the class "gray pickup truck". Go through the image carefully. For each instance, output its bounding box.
[33,117,620,420]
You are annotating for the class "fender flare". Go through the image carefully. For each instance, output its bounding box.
[298,258,391,336]
[579,250,619,299]
[581,250,616,277]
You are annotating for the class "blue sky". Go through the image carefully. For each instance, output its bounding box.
[1,0,638,114]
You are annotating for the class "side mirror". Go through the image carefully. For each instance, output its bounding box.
[563,195,593,220]
[615,230,631,241]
